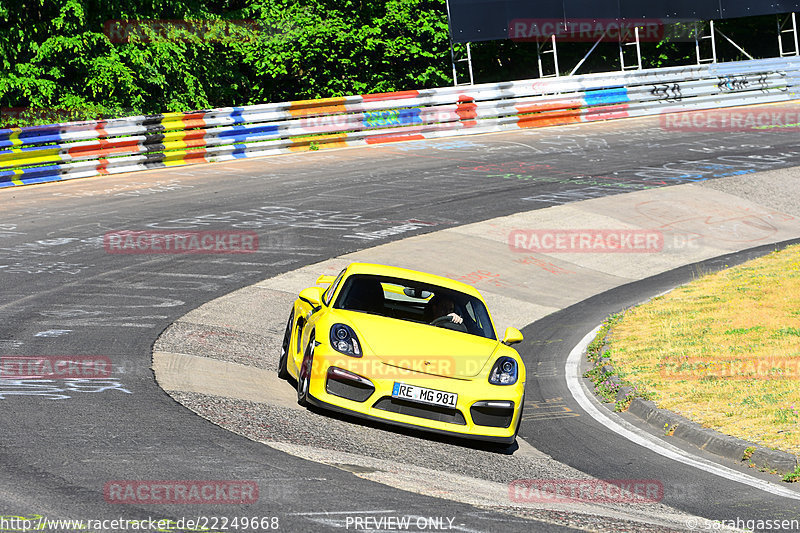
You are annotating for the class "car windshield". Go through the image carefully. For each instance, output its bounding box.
[333,274,496,340]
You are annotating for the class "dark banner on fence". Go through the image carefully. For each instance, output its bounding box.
[447,0,800,42]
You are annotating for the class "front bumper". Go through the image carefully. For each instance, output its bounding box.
[306,351,525,444]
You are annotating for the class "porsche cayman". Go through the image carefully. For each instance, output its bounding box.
[278,263,526,444]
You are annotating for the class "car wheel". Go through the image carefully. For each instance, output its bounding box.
[278,309,294,381]
[297,332,315,406]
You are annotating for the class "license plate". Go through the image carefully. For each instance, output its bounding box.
[392,382,457,408]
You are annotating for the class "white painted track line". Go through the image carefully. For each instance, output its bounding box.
[565,326,800,500]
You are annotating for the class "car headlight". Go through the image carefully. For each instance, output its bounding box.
[329,324,362,357]
[489,356,518,385]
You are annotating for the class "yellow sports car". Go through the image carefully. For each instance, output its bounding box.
[278,262,526,444]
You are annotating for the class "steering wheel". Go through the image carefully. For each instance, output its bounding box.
[431,315,468,332]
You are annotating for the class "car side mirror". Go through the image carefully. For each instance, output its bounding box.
[502,327,523,346]
[299,286,324,308]
[316,275,336,285]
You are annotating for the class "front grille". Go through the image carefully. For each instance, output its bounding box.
[372,397,466,425]
[470,403,514,428]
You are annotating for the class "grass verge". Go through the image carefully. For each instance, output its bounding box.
[592,244,800,458]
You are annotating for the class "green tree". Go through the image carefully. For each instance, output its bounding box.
[0,0,452,124]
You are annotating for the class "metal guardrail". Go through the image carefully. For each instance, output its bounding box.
[1,56,799,188]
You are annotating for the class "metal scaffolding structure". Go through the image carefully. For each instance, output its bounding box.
[779,12,799,57]
[449,42,475,87]
[445,8,799,85]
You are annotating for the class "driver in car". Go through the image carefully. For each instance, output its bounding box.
[427,294,463,325]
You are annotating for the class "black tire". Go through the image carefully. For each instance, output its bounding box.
[278,310,294,380]
[297,332,315,407]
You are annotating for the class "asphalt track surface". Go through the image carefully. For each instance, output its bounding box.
[2,107,800,531]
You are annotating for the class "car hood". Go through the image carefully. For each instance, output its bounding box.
[334,310,499,378]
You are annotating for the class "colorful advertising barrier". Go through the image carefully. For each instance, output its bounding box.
[2,56,799,188]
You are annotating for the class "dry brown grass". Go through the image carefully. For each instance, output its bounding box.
[608,244,800,455]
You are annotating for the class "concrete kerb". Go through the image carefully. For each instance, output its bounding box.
[586,244,800,477]
[153,165,800,482]
[628,397,800,475]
